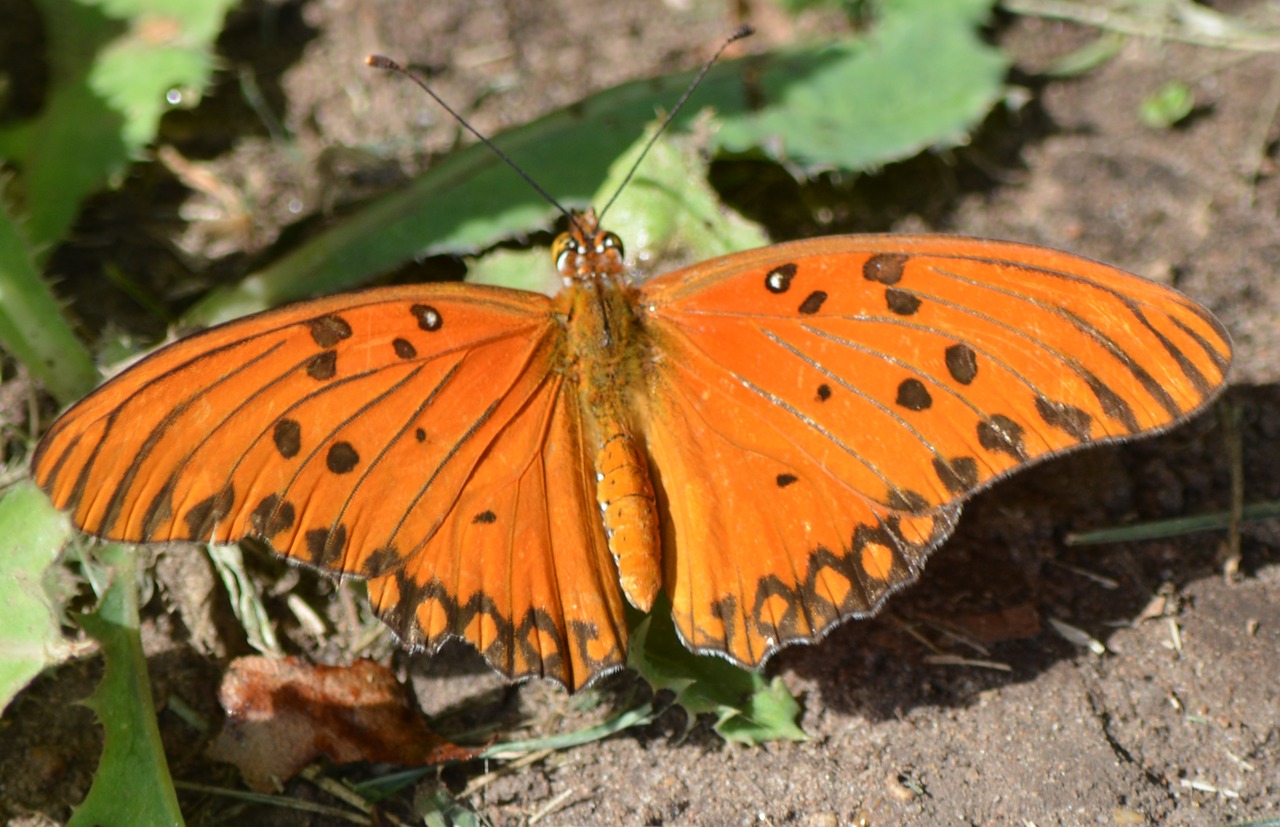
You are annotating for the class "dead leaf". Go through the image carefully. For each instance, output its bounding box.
[207,656,477,791]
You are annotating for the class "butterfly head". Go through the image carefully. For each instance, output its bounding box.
[553,208,625,285]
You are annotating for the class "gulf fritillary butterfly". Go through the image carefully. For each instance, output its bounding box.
[32,201,1231,689]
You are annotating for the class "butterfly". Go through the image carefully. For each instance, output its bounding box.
[32,203,1230,689]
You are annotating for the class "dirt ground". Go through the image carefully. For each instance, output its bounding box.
[3,0,1279,825]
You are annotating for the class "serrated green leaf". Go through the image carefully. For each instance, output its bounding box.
[629,600,807,744]
[70,543,185,827]
[0,482,75,714]
[93,44,217,151]
[0,195,100,404]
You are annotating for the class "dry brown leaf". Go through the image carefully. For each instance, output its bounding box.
[207,656,477,791]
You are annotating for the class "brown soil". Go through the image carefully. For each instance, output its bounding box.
[4,1,1279,825]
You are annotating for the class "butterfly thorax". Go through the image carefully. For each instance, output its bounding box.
[550,208,661,613]
[550,209,648,376]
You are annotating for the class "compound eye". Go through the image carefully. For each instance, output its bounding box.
[602,231,624,259]
[552,232,575,271]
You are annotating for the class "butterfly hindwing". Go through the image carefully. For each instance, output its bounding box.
[639,234,1230,666]
[363,369,628,688]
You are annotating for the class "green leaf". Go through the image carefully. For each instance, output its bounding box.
[466,129,768,292]
[184,5,1005,326]
[480,703,658,758]
[1042,31,1126,78]
[0,481,75,714]
[0,194,100,404]
[594,128,771,270]
[0,0,235,399]
[418,785,484,827]
[88,0,232,149]
[1065,500,1280,546]
[716,0,1005,170]
[5,0,127,255]
[629,600,808,745]
[70,543,185,827]
[1140,81,1195,129]
[204,543,282,656]
[3,0,235,255]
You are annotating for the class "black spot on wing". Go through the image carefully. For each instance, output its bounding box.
[411,304,442,332]
[895,378,932,411]
[305,523,347,567]
[977,414,1028,460]
[885,288,921,316]
[274,419,302,458]
[863,253,908,284]
[326,441,360,474]
[183,485,235,540]
[307,351,338,380]
[887,487,932,513]
[307,315,353,348]
[472,510,498,524]
[933,455,979,494]
[1036,396,1093,441]
[249,494,296,537]
[798,291,828,315]
[945,344,978,385]
[393,338,417,359]
[361,546,402,577]
[765,263,797,294]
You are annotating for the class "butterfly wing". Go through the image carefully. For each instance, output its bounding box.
[33,283,627,688]
[638,235,1231,667]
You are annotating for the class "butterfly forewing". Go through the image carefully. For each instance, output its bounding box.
[639,235,1230,666]
[33,282,628,687]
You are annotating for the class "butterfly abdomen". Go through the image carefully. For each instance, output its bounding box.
[594,425,660,610]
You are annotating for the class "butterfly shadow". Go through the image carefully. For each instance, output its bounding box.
[772,384,1280,721]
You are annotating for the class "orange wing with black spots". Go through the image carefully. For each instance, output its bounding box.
[32,219,1232,691]
[32,282,628,688]
[638,235,1231,667]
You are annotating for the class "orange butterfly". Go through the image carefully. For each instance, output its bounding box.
[32,204,1230,689]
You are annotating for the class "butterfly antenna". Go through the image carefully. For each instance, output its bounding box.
[365,54,582,232]
[597,24,755,222]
